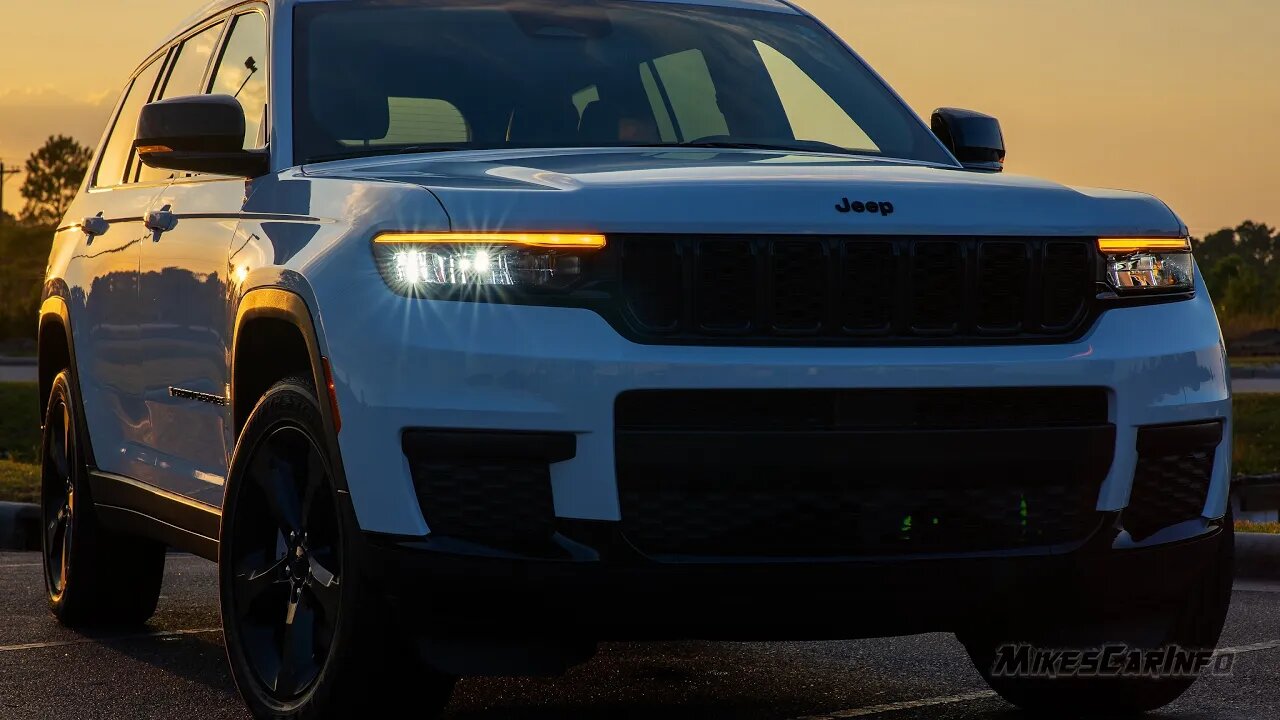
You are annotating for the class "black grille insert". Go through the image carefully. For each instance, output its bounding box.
[1125,421,1223,540]
[403,430,574,551]
[618,235,1096,344]
[616,388,1113,558]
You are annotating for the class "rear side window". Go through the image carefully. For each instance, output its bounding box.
[94,57,164,187]
[642,49,730,143]
[210,12,269,149]
[377,98,469,145]
[755,41,879,152]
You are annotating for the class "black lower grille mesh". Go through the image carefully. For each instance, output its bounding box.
[408,460,555,549]
[616,388,1113,558]
[1125,446,1216,540]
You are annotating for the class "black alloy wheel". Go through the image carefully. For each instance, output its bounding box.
[221,378,455,720]
[226,424,343,701]
[40,370,165,626]
[41,386,77,599]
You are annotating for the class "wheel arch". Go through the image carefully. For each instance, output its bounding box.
[37,297,74,423]
[231,287,337,442]
[37,296,99,468]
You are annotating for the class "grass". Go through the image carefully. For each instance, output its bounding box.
[1233,394,1280,477]
[1236,520,1280,534]
[1220,313,1280,343]
[0,459,39,505]
[0,382,40,464]
[0,382,40,504]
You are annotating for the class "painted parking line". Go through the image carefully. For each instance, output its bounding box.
[0,628,221,654]
[791,691,998,719]
[0,563,41,569]
[1215,639,1280,656]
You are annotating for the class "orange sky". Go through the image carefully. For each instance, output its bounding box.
[1,0,1276,236]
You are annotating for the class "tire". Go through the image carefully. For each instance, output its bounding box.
[961,518,1234,716]
[41,370,166,627]
[220,377,455,720]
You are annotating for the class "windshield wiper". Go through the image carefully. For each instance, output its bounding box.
[664,138,867,156]
[305,145,472,164]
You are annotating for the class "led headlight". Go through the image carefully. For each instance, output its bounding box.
[373,232,606,293]
[1098,237,1194,294]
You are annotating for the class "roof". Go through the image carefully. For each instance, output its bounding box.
[165,0,799,45]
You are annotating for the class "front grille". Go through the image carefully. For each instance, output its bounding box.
[618,236,1096,344]
[616,388,1114,558]
[1124,423,1222,540]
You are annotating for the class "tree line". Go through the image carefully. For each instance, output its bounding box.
[0,135,1277,348]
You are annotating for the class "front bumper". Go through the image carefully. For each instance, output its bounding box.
[355,515,1228,642]
[323,275,1231,539]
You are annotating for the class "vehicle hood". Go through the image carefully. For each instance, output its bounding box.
[302,148,1185,237]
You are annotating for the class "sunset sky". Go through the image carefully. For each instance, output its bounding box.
[0,0,1275,236]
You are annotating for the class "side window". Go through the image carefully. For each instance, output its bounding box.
[640,49,730,143]
[572,85,599,124]
[94,57,164,187]
[380,98,469,145]
[160,24,224,99]
[138,22,225,182]
[754,41,880,152]
[331,97,470,147]
[210,12,268,149]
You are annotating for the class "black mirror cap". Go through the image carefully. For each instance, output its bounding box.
[931,107,1005,173]
[134,95,269,177]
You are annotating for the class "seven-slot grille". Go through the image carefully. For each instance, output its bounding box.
[618,236,1096,343]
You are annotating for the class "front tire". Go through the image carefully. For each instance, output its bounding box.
[220,377,454,720]
[41,370,166,626]
[961,519,1234,715]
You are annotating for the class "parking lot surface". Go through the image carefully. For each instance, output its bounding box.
[1,551,1278,719]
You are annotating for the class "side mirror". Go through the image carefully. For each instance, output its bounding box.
[134,95,269,177]
[931,108,1005,173]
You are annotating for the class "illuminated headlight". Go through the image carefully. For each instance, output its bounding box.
[373,232,606,293]
[1098,237,1194,294]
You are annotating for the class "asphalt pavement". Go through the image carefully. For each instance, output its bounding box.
[1,551,1278,719]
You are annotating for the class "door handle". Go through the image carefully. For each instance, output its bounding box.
[145,205,178,235]
[81,212,109,240]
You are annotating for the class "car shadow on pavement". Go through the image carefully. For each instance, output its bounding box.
[77,625,238,697]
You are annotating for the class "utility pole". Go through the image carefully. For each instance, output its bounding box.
[0,160,21,224]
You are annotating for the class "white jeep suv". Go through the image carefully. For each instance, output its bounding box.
[39,0,1232,718]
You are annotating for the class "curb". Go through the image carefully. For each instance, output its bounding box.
[0,357,36,368]
[1235,531,1280,580]
[0,501,40,551]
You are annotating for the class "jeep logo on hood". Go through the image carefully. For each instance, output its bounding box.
[836,198,895,216]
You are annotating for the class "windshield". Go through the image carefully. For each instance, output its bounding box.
[292,0,955,166]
